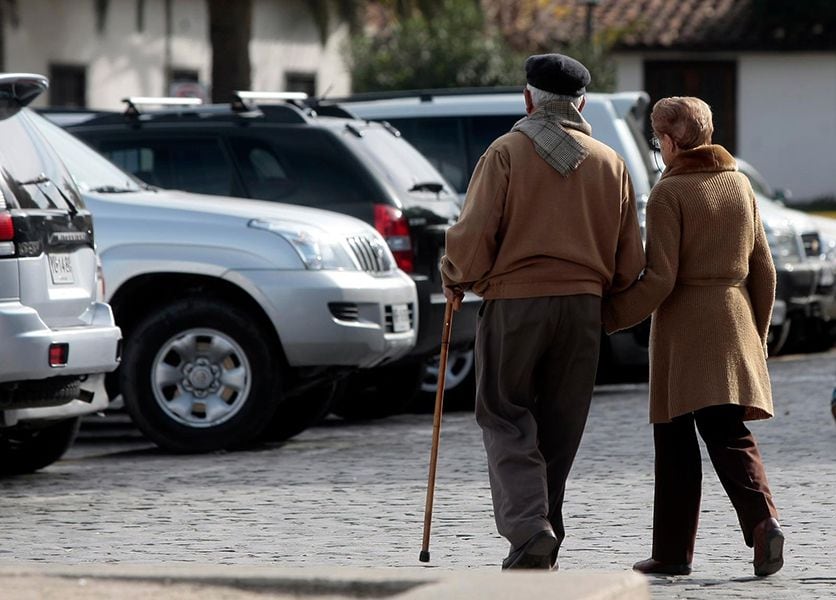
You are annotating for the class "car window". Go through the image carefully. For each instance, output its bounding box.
[227,132,373,207]
[386,117,469,193]
[345,126,453,196]
[26,111,143,193]
[99,137,235,196]
[0,112,83,211]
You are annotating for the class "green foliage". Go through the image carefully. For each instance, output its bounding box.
[557,40,616,93]
[348,0,527,92]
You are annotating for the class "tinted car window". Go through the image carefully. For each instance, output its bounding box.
[99,137,235,196]
[0,112,82,210]
[386,117,469,193]
[344,126,452,196]
[228,131,373,207]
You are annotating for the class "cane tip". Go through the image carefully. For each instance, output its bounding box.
[419,550,430,563]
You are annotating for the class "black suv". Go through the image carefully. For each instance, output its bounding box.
[66,96,479,416]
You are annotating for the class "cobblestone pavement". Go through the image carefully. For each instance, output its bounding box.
[1,352,834,599]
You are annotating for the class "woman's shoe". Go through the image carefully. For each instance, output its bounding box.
[632,558,692,576]
[753,517,784,577]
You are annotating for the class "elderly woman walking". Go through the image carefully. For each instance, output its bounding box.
[604,96,784,577]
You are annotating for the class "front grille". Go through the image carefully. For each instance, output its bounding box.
[329,302,360,322]
[346,235,392,273]
[385,303,415,333]
[801,232,822,257]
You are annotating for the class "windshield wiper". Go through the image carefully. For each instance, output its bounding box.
[17,173,79,216]
[409,182,444,194]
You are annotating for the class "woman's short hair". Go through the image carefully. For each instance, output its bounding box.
[651,97,714,149]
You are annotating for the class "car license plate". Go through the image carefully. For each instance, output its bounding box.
[391,303,411,332]
[48,254,75,284]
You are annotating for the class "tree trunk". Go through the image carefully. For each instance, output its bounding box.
[207,0,253,103]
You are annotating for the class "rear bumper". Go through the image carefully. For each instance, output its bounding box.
[0,301,122,384]
[410,282,480,357]
[2,373,108,426]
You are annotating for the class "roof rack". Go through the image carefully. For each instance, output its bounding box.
[315,86,524,106]
[231,90,308,113]
[122,96,203,116]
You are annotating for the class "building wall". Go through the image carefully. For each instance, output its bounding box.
[616,51,836,202]
[2,0,351,110]
[737,53,836,202]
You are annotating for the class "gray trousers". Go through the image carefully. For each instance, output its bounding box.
[474,295,601,551]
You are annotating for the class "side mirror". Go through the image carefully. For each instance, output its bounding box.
[0,74,48,120]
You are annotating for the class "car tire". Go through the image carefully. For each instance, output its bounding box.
[260,380,343,442]
[120,298,280,453]
[767,320,791,356]
[332,362,423,420]
[0,417,81,476]
[413,349,476,412]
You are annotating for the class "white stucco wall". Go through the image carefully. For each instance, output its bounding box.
[738,53,836,202]
[2,0,350,110]
[614,54,643,92]
[615,51,836,201]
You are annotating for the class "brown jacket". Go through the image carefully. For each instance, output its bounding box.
[603,145,775,423]
[441,129,644,299]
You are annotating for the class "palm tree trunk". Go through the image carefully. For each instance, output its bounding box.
[207,0,253,103]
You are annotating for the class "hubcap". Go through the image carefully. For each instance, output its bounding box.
[151,328,252,428]
[421,349,474,393]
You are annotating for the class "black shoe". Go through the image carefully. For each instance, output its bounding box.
[753,517,784,577]
[632,557,692,576]
[501,530,558,570]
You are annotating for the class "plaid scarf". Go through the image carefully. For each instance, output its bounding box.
[511,100,592,176]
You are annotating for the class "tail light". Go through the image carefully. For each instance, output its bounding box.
[374,204,414,273]
[49,343,69,367]
[0,212,14,257]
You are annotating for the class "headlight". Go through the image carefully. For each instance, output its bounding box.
[248,219,356,270]
[764,220,802,264]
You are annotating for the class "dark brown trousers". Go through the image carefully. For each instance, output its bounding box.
[474,295,601,551]
[651,404,779,564]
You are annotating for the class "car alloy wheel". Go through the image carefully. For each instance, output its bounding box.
[151,328,252,429]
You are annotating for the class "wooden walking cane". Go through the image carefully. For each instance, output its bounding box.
[419,300,455,563]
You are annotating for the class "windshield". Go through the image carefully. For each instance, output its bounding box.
[26,109,143,193]
[345,125,454,197]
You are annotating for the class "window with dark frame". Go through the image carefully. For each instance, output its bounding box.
[49,64,87,108]
[643,60,738,154]
[285,72,316,97]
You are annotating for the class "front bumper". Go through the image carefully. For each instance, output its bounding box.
[2,373,108,427]
[0,301,122,384]
[231,268,418,369]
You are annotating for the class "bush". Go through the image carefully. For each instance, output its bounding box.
[348,0,527,92]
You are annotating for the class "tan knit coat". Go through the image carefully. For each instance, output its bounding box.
[441,129,645,299]
[603,145,775,423]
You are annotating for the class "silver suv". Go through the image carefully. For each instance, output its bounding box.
[0,74,121,475]
[30,110,418,453]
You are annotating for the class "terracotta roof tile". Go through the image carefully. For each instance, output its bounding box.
[486,0,836,52]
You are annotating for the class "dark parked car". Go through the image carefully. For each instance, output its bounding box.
[65,95,479,416]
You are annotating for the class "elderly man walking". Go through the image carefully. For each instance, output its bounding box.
[441,54,645,570]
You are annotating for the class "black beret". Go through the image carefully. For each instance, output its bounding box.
[525,53,591,97]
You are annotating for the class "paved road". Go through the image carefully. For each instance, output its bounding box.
[1,353,834,599]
